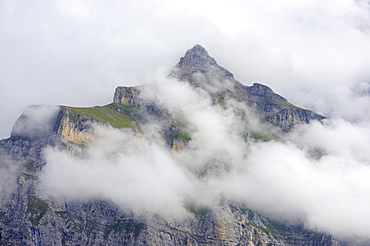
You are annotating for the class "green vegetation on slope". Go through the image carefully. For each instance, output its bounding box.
[248,222,278,239]
[26,198,49,227]
[177,131,191,142]
[64,103,141,129]
[185,204,210,216]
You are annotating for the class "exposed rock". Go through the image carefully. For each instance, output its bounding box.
[246,83,287,102]
[170,44,236,87]
[266,108,326,131]
[56,108,95,145]
[113,86,143,107]
[172,138,186,151]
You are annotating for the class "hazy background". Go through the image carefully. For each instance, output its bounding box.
[1,0,370,138]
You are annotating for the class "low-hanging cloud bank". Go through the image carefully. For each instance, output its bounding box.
[41,127,194,218]
[39,72,370,243]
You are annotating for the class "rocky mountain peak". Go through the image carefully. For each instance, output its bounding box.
[171,44,235,86]
[178,44,216,68]
[115,45,325,131]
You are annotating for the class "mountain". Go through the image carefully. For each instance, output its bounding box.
[0,45,338,246]
[115,45,324,131]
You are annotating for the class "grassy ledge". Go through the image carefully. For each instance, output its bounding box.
[64,103,141,129]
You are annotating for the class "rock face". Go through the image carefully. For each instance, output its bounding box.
[56,107,95,145]
[266,108,325,131]
[115,45,325,130]
[113,86,143,108]
[0,45,338,245]
[170,44,236,87]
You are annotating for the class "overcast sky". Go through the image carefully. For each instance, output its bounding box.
[1,0,370,138]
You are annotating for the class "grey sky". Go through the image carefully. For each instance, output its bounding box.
[1,0,370,138]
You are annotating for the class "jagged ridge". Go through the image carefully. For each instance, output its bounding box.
[116,44,325,131]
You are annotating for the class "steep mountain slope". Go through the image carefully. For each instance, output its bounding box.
[0,45,339,246]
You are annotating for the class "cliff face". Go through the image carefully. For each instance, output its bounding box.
[113,86,143,108]
[0,45,338,246]
[56,108,95,145]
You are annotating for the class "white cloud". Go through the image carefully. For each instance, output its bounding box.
[0,156,18,202]
[216,139,370,241]
[11,105,60,139]
[40,126,194,218]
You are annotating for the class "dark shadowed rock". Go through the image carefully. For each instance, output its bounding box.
[266,108,326,131]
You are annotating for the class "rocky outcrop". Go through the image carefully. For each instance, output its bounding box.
[266,108,325,131]
[246,83,287,102]
[245,83,326,130]
[113,86,143,107]
[56,108,95,145]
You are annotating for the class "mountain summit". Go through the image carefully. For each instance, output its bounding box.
[117,45,325,130]
[178,44,216,67]
[170,44,236,87]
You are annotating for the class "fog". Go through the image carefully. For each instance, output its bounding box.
[11,105,60,139]
[0,157,18,204]
[38,73,370,243]
[41,127,194,218]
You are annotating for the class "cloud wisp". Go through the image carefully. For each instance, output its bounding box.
[0,156,18,204]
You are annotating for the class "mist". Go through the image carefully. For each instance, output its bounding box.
[37,71,370,243]
[0,156,18,204]
[40,126,194,218]
[11,105,61,139]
